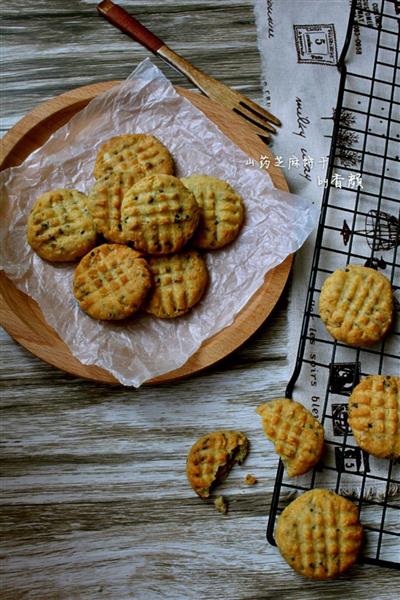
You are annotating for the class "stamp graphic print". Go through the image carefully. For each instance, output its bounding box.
[332,403,349,436]
[293,24,338,66]
[329,362,361,396]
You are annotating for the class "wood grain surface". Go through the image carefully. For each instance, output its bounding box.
[1,1,399,598]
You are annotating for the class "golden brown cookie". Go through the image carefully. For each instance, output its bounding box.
[186,430,249,498]
[73,243,151,320]
[275,489,363,579]
[144,251,208,318]
[93,134,174,180]
[348,375,400,459]
[319,265,393,347]
[121,174,200,255]
[88,171,140,243]
[256,399,324,477]
[181,175,244,249]
[27,189,97,262]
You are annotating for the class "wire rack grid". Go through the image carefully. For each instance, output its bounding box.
[267,0,400,570]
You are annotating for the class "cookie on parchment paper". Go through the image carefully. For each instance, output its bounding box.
[27,189,97,262]
[319,264,393,347]
[144,251,208,318]
[275,489,363,579]
[181,175,244,250]
[88,171,140,244]
[121,174,200,255]
[186,430,249,498]
[348,375,400,459]
[256,398,324,477]
[73,243,151,321]
[93,134,174,180]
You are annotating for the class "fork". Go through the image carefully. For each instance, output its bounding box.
[97,0,280,143]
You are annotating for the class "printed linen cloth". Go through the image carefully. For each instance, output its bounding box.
[254,0,399,495]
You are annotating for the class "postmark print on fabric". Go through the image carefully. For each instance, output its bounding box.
[293,24,338,66]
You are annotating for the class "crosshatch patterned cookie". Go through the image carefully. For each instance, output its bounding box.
[186,430,249,498]
[73,243,152,321]
[121,174,200,255]
[348,375,400,459]
[181,175,245,249]
[256,399,324,477]
[275,489,363,579]
[27,189,97,262]
[319,264,394,347]
[88,171,141,243]
[144,251,208,318]
[93,134,174,180]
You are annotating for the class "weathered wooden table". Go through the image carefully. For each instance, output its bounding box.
[1,2,399,598]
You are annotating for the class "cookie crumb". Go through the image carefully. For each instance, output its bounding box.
[244,474,258,485]
[214,495,228,515]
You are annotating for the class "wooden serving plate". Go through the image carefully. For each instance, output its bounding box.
[0,82,292,385]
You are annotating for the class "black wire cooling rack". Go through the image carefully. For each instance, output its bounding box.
[267,0,400,570]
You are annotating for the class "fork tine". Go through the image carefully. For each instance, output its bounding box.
[232,109,272,141]
[239,98,281,127]
[233,108,274,138]
[234,103,277,134]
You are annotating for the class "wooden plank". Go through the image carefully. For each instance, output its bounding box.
[2,1,399,597]
[1,1,263,133]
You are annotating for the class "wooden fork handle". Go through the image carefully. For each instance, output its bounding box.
[97,0,164,53]
[97,1,214,96]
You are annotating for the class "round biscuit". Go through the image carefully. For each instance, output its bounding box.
[181,175,244,249]
[319,264,393,347]
[27,188,97,262]
[276,489,363,579]
[186,430,249,498]
[121,174,200,255]
[256,398,324,477]
[88,171,142,243]
[73,243,152,321]
[93,133,174,180]
[348,375,400,459]
[144,251,208,318]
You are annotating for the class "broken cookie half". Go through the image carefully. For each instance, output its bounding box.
[186,430,249,498]
[256,398,324,477]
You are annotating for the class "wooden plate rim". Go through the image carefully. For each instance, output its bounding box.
[0,81,292,385]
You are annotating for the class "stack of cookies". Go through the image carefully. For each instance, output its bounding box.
[27,133,245,321]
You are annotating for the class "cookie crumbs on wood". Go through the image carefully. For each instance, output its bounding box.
[244,474,257,485]
[214,495,228,515]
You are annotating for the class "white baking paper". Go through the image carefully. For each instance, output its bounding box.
[0,59,318,387]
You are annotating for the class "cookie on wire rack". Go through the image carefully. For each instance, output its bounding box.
[186,430,249,498]
[93,133,174,180]
[348,375,400,459]
[121,174,200,255]
[256,398,324,477]
[144,251,208,318]
[181,175,245,250]
[88,171,140,244]
[27,189,97,262]
[319,264,393,347]
[275,489,363,579]
[73,243,152,321]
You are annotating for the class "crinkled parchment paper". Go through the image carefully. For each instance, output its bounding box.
[0,59,318,386]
